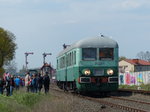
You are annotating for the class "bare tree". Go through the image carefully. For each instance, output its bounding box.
[19,65,26,75]
[145,51,150,62]
[136,51,150,62]
[5,60,17,75]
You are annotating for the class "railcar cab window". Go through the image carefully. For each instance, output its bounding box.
[99,48,114,60]
[82,48,97,60]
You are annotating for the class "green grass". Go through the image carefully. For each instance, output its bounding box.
[0,95,27,112]
[0,89,71,112]
[119,84,150,91]
[13,92,42,107]
[0,90,45,112]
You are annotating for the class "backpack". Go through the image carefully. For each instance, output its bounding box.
[32,78,35,86]
[44,76,50,85]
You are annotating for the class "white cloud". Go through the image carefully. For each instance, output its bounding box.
[121,0,141,9]
[113,0,150,10]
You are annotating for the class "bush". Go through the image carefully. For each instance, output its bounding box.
[140,84,150,91]
[119,84,150,91]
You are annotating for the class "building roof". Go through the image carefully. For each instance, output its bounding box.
[41,63,52,69]
[125,59,150,66]
[57,36,118,57]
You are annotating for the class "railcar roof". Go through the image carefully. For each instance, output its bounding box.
[57,36,118,57]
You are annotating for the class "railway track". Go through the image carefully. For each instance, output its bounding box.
[110,96,150,105]
[83,96,147,112]
[50,86,149,112]
[104,96,150,112]
[118,88,150,95]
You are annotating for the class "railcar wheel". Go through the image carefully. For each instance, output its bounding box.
[63,82,68,91]
[73,81,77,92]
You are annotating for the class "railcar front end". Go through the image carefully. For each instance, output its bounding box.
[56,36,119,93]
[75,47,119,92]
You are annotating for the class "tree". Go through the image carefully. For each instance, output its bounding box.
[145,51,150,62]
[119,56,127,61]
[4,60,17,75]
[19,65,26,75]
[136,51,150,62]
[136,51,145,60]
[0,27,17,76]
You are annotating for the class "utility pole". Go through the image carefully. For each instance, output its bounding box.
[43,53,52,64]
[25,52,34,70]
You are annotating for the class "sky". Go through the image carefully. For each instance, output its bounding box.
[0,0,150,70]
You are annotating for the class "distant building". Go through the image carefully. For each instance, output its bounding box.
[119,59,150,73]
[41,63,56,79]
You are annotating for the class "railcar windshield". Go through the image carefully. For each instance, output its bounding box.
[82,48,97,60]
[99,48,114,60]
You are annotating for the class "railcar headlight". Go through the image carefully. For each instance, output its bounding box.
[107,69,114,75]
[82,69,91,76]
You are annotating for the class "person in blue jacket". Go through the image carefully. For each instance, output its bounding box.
[14,76,20,90]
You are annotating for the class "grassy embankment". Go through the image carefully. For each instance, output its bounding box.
[3,84,149,112]
[119,84,150,91]
[0,89,71,112]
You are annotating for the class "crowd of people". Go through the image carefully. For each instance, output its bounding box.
[0,72,50,96]
[0,72,24,96]
[25,72,50,94]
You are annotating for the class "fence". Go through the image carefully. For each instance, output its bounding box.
[119,71,150,85]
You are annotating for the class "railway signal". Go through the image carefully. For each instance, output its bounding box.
[24,52,34,70]
[43,53,52,64]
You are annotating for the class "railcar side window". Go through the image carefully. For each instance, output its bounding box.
[99,48,114,60]
[59,56,65,68]
[57,59,58,69]
[82,48,97,60]
[74,51,76,64]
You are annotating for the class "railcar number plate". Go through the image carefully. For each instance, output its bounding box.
[80,77,91,83]
[94,69,104,76]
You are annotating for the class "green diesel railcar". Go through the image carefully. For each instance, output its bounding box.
[56,35,119,92]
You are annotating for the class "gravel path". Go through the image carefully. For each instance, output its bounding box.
[50,89,126,112]
[49,85,150,112]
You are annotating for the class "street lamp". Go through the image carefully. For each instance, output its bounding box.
[43,53,52,64]
[25,52,34,70]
